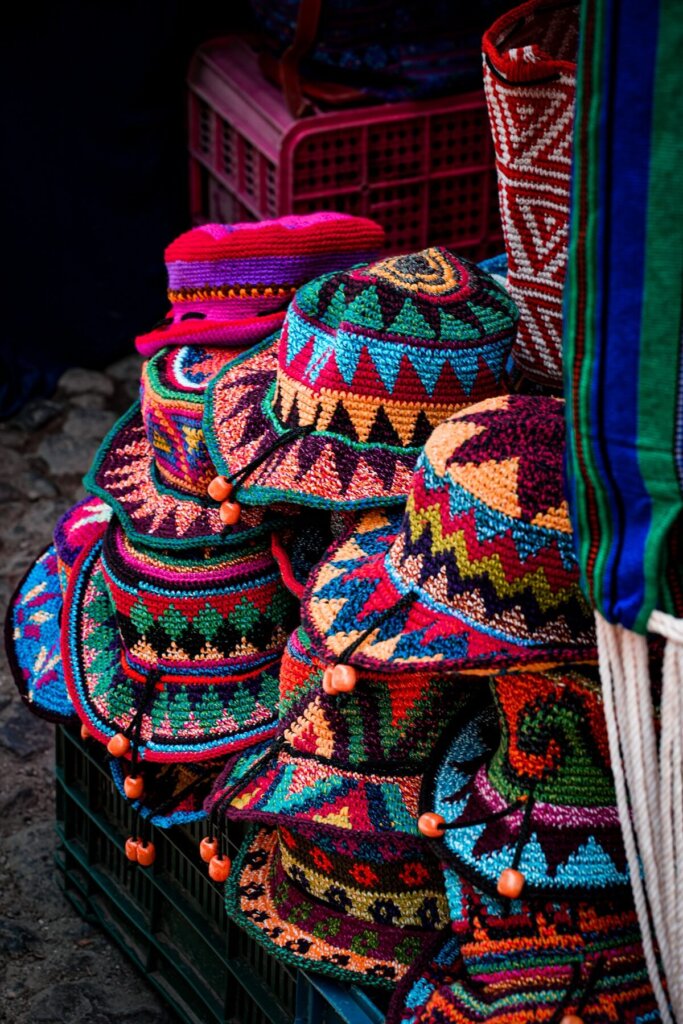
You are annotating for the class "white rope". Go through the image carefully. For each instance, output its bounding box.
[596,615,673,1022]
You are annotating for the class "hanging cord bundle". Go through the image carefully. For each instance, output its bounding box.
[321,591,416,695]
[106,668,162,800]
[199,736,286,879]
[122,763,218,868]
[597,612,681,1022]
[207,426,315,525]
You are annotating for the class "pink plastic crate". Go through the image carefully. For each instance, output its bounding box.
[187,37,503,258]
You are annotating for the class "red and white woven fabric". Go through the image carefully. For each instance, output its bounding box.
[483,0,578,387]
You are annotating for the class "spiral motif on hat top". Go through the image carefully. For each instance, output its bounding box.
[364,248,467,297]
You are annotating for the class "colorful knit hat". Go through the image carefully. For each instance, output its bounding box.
[134,213,386,356]
[483,0,578,387]
[85,344,270,549]
[109,756,222,828]
[418,667,629,902]
[227,822,449,989]
[62,518,299,763]
[205,626,491,838]
[5,498,112,723]
[302,394,596,675]
[202,249,518,512]
[386,878,658,1024]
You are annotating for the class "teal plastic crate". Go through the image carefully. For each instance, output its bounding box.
[54,726,388,1024]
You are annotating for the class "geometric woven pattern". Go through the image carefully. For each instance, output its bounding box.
[303,394,596,673]
[85,402,269,549]
[226,823,447,989]
[483,1,578,386]
[5,546,75,724]
[140,345,241,498]
[207,626,485,837]
[388,874,658,1024]
[204,249,518,509]
[428,669,629,900]
[62,527,299,761]
[135,213,385,356]
[5,497,112,724]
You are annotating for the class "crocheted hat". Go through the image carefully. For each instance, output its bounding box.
[109,757,222,828]
[386,878,657,1024]
[134,213,386,356]
[205,627,489,837]
[302,394,597,674]
[62,519,299,762]
[4,498,112,723]
[85,344,270,549]
[227,822,448,989]
[203,249,518,511]
[419,667,629,902]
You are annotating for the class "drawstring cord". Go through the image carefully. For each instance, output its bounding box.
[323,590,416,695]
[210,426,315,526]
[548,957,607,1024]
[228,426,315,496]
[129,670,161,777]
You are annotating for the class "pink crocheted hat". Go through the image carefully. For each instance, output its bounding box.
[135,213,385,356]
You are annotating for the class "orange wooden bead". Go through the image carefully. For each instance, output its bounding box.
[208,854,231,882]
[137,841,156,867]
[80,724,91,741]
[418,812,447,838]
[200,836,218,863]
[124,775,144,800]
[107,732,130,757]
[331,664,357,693]
[322,667,336,695]
[560,1017,583,1024]
[219,499,241,525]
[125,837,140,862]
[497,868,525,899]
[207,475,232,502]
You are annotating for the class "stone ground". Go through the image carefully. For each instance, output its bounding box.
[0,359,177,1024]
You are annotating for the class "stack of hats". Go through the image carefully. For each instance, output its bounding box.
[5,211,386,853]
[4,205,662,1021]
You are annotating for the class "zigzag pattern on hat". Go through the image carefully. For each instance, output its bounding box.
[284,296,512,398]
[75,558,281,751]
[207,344,416,506]
[387,479,591,644]
[86,404,267,545]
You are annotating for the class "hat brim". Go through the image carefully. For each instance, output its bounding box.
[226,825,446,990]
[209,741,424,838]
[84,402,270,549]
[109,756,221,827]
[204,338,418,509]
[387,897,656,1024]
[423,703,629,900]
[62,536,281,762]
[302,509,597,675]
[135,311,288,357]
[5,546,76,724]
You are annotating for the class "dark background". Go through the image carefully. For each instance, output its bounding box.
[1,2,240,416]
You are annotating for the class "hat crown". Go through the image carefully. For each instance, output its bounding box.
[388,393,595,654]
[140,345,234,497]
[100,523,298,679]
[488,668,614,808]
[272,248,518,450]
